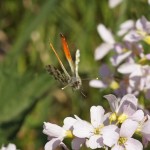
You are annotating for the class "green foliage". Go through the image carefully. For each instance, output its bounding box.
[0,0,150,149]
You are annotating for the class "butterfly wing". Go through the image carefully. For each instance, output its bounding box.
[46,65,70,85]
[49,43,70,78]
[60,34,75,74]
[75,49,80,78]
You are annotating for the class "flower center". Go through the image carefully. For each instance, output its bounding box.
[117,113,128,123]
[94,125,104,135]
[65,130,73,138]
[118,137,127,145]
[109,112,117,123]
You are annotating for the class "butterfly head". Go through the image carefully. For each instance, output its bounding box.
[70,76,82,90]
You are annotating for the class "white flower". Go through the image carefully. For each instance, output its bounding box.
[43,117,79,150]
[0,144,16,150]
[73,106,119,149]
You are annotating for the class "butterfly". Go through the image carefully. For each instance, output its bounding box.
[46,34,84,95]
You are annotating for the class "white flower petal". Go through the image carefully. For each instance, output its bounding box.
[118,63,140,74]
[97,24,115,44]
[86,135,103,149]
[5,144,16,150]
[108,0,123,8]
[45,138,61,150]
[90,106,105,128]
[111,51,132,66]
[102,125,119,147]
[120,119,138,138]
[119,94,138,115]
[89,79,106,88]
[73,120,93,138]
[111,144,124,150]
[95,43,113,60]
[117,20,134,36]
[104,94,118,112]
[142,119,150,141]
[71,138,85,150]
[129,110,144,122]
[125,138,143,150]
[43,122,65,138]
[123,31,142,42]
[63,117,77,130]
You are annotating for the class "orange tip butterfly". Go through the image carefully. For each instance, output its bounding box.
[46,34,84,95]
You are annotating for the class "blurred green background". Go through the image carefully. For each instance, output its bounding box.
[0,0,150,149]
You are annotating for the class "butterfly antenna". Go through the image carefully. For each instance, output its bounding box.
[61,83,71,90]
[80,89,87,98]
[81,77,99,81]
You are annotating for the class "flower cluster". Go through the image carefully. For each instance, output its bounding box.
[90,16,150,99]
[43,94,150,150]
[108,0,150,8]
[0,144,17,150]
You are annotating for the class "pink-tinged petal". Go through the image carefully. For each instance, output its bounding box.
[60,142,69,150]
[102,125,119,147]
[108,0,123,8]
[43,122,65,138]
[136,16,150,33]
[125,138,143,150]
[103,112,111,125]
[86,135,103,149]
[89,79,106,88]
[119,94,137,115]
[117,63,140,74]
[141,119,150,141]
[104,94,118,112]
[63,117,77,130]
[142,137,149,148]
[111,144,124,150]
[117,20,134,36]
[97,24,115,44]
[123,30,142,42]
[111,51,132,66]
[90,106,105,128]
[73,120,93,138]
[95,43,113,60]
[44,138,61,150]
[71,138,86,150]
[120,119,138,138]
[129,110,144,122]
[100,64,112,78]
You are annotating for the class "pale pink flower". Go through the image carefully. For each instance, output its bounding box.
[111,119,143,150]
[104,94,144,123]
[124,16,150,44]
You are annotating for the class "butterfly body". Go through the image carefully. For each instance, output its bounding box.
[46,64,82,90]
[46,34,82,91]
